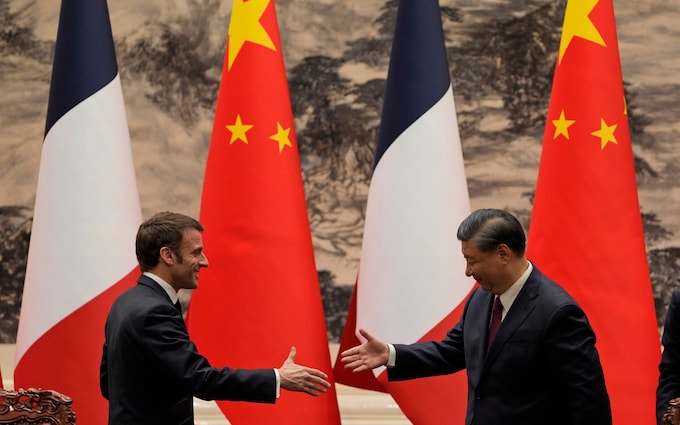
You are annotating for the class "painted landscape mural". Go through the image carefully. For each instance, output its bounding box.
[1,0,680,344]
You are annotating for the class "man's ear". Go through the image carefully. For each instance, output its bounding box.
[496,244,511,262]
[159,246,174,265]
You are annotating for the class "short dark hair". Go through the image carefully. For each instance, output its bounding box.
[456,209,526,256]
[135,211,204,271]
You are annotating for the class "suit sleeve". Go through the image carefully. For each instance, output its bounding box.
[142,303,277,403]
[658,290,680,425]
[544,303,612,424]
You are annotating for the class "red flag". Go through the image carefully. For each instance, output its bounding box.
[527,0,659,423]
[0,363,3,389]
[185,0,340,423]
[14,0,142,423]
[333,0,472,422]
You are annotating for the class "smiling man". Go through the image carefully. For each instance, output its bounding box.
[341,208,612,425]
[100,211,330,425]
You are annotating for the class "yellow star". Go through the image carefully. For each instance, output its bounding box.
[558,0,606,64]
[227,0,276,70]
[552,109,576,140]
[590,118,618,149]
[226,114,253,144]
[269,122,292,153]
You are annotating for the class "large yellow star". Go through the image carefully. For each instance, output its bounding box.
[226,114,253,144]
[227,0,276,70]
[552,109,576,140]
[558,0,606,64]
[269,122,292,153]
[590,118,618,149]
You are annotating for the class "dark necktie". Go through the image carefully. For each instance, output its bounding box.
[487,296,502,349]
[174,300,182,313]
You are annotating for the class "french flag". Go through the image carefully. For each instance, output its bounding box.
[14,0,142,424]
[334,0,474,423]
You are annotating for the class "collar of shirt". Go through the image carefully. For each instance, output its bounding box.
[143,272,179,304]
[497,261,533,320]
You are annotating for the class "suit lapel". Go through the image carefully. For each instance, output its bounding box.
[481,269,541,374]
[465,289,495,388]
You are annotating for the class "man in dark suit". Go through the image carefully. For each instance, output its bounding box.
[657,289,680,424]
[100,211,330,425]
[341,208,612,425]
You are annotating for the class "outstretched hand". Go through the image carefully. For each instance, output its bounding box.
[278,347,331,396]
[340,329,389,372]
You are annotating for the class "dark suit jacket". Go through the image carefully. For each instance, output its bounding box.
[100,275,276,425]
[387,266,611,425]
[657,289,680,424]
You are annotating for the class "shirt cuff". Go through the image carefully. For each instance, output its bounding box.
[386,343,396,368]
[274,368,281,398]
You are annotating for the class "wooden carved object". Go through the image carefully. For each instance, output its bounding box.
[665,398,680,425]
[0,388,76,425]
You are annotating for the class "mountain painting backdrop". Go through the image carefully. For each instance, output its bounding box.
[1,0,680,343]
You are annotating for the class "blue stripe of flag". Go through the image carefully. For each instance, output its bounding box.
[374,0,451,168]
[44,0,118,136]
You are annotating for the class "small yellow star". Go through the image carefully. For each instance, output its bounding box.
[558,0,606,64]
[228,0,276,70]
[226,114,253,144]
[552,109,576,140]
[269,122,292,153]
[590,118,618,149]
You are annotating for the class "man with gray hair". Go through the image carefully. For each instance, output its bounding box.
[341,208,611,425]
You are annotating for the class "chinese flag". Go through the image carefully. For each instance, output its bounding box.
[185,0,341,423]
[527,0,659,423]
[14,0,142,423]
[333,0,472,422]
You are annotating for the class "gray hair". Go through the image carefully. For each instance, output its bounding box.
[456,209,526,256]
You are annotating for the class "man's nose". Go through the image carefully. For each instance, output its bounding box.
[201,252,209,267]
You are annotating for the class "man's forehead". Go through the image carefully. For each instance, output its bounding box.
[181,228,203,243]
[461,239,480,255]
